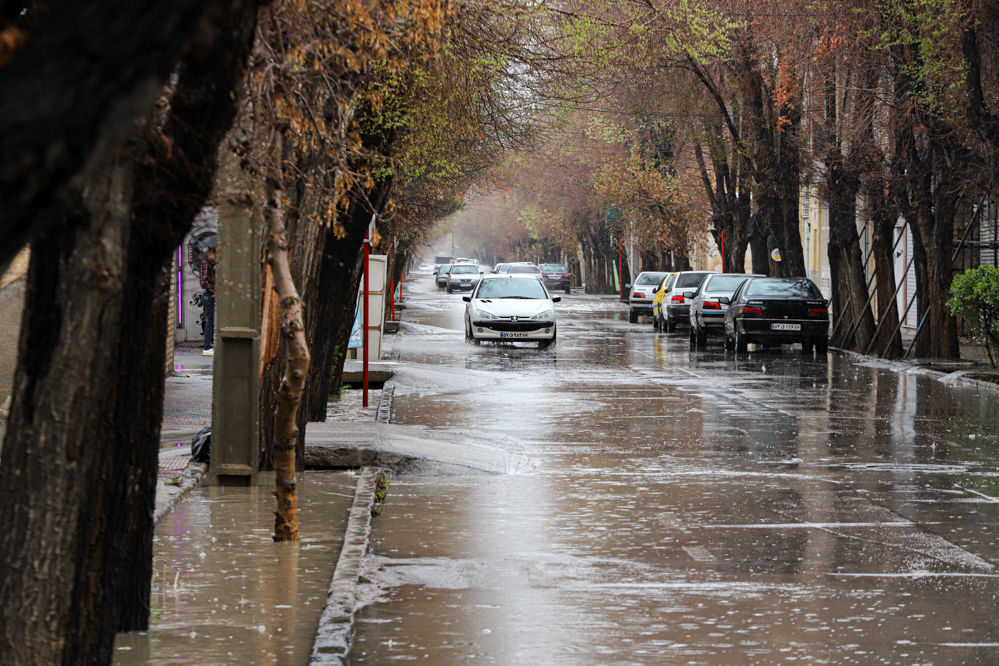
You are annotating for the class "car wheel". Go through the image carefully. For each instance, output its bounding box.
[724,334,735,351]
[628,309,638,324]
[696,326,707,345]
[815,336,828,355]
[564,286,571,294]
[464,319,473,343]
[735,329,748,352]
[801,339,813,354]
[666,313,676,333]
[688,325,696,343]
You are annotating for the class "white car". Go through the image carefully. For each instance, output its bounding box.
[446,263,482,292]
[462,275,560,349]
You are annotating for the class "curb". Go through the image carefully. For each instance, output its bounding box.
[834,347,999,394]
[310,465,384,665]
[154,462,207,526]
[375,380,395,423]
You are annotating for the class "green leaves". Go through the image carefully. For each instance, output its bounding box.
[948,266,999,367]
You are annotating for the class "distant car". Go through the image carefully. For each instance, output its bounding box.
[463,275,560,349]
[688,273,762,344]
[433,255,455,276]
[436,263,455,289]
[662,271,716,332]
[508,263,542,276]
[446,263,482,293]
[651,273,677,330]
[627,271,670,323]
[539,263,572,294]
[724,277,829,353]
[496,263,513,274]
[492,263,510,274]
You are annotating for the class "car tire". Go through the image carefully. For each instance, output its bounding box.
[696,326,707,345]
[801,339,813,354]
[629,309,639,324]
[465,319,473,343]
[565,286,571,294]
[724,334,735,351]
[688,325,696,343]
[815,336,828,355]
[666,313,676,333]
[735,329,748,352]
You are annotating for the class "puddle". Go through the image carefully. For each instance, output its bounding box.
[114,471,356,665]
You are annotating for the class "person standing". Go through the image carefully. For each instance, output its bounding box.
[199,246,217,356]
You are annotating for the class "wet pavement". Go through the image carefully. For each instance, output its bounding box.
[352,273,999,664]
[114,472,357,665]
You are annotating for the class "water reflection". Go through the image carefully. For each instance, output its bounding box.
[114,472,355,665]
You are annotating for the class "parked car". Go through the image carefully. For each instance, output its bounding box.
[433,255,455,276]
[628,271,671,323]
[662,271,716,332]
[723,277,829,353]
[446,263,482,292]
[539,263,572,293]
[508,263,542,275]
[463,275,560,349]
[688,273,762,344]
[651,273,677,330]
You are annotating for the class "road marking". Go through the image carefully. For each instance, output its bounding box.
[682,545,716,562]
[700,522,919,529]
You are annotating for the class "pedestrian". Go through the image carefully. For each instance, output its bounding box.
[199,246,217,356]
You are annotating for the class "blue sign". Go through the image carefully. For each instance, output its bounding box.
[348,297,363,349]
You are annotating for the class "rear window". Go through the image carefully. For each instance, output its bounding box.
[746,278,822,299]
[676,272,711,289]
[702,275,752,293]
[450,265,477,274]
[635,272,668,285]
[509,265,541,274]
[540,264,567,272]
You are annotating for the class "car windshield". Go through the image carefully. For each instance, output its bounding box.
[450,265,477,274]
[509,265,541,274]
[746,278,822,298]
[636,272,668,285]
[540,264,566,272]
[676,273,710,289]
[476,278,548,299]
[702,275,752,293]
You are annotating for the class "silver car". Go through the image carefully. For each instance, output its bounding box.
[688,273,762,345]
[446,263,482,293]
[628,271,670,323]
[662,271,716,332]
[462,275,560,349]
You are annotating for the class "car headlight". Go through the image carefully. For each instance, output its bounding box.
[527,307,555,320]
[475,309,498,319]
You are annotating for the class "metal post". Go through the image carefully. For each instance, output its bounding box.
[903,308,930,359]
[363,231,370,409]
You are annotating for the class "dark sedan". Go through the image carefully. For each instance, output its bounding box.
[539,263,572,293]
[724,277,829,354]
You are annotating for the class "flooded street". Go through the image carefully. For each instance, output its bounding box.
[352,273,999,664]
[114,472,356,665]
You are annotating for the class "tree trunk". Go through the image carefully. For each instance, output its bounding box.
[827,154,875,351]
[264,181,307,542]
[868,192,903,358]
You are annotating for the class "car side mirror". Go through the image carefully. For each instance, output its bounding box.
[479,271,484,275]
[462,296,471,302]
[552,296,561,303]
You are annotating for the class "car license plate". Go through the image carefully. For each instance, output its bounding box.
[771,322,801,331]
[500,332,528,338]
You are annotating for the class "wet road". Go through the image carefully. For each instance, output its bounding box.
[353,272,999,664]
